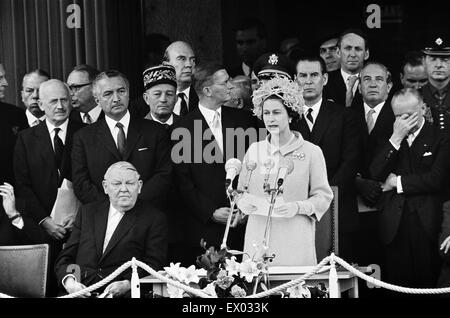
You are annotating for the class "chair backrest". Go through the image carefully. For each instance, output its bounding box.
[0,244,49,298]
[315,186,339,262]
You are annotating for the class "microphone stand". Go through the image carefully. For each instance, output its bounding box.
[220,185,242,250]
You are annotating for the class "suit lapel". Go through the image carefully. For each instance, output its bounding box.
[410,122,434,165]
[123,119,142,161]
[97,119,122,160]
[35,122,57,172]
[94,200,110,260]
[311,101,333,144]
[99,206,137,263]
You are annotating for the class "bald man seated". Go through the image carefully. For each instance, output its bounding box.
[55,161,168,297]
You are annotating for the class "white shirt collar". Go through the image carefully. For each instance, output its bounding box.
[304,98,322,117]
[341,69,359,93]
[150,113,174,125]
[363,101,385,126]
[198,103,222,126]
[25,109,45,126]
[80,105,102,123]
[45,118,69,144]
[105,111,131,136]
[409,118,425,143]
[177,86,190,101]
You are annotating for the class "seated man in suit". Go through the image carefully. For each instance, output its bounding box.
[370,88,450,289]
[72,70,172,209]
[67,64,103,125]
[55,161,168,297]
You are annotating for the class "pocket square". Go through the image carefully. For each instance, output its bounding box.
[138,147,148,152]
[423,152,432,157]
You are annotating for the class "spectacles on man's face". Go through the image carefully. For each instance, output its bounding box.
[68,82,91,93]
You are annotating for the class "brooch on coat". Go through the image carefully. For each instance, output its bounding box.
[292,151,305,160]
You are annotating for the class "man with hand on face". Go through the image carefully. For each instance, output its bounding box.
[21,69,50,127]
[72,70,172,209]
[55,161,167,297]
[324,29,370,108]
[370,88,450,290]
[67,64,103,125]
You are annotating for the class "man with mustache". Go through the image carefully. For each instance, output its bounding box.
[324,29,370,108]
[13,79,85,294]
[71,70,172,210]
[21,69,50,127]
[421,37,450,136]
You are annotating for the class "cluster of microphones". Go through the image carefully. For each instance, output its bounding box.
[224,156,294,193]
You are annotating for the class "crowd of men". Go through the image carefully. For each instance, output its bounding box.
[1,18,450,298]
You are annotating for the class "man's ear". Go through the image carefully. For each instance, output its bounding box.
[137,180,143,194]
[102,180,108,194]
[143,92,149,105]
[322,73,328,87]
[203,86,211,97]
[38,100,44,111]
[364,49,370,61]
[387,82,393,94]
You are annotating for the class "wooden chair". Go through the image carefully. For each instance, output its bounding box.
[315,186,339,262]
[0,244,49,298]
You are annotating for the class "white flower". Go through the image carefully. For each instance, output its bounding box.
[179,265,202,284]
[164,262,182,281]
[239,259,261,283]
[287,282,311,298]
[202,282,217,298]
[167,283,185,298]
[225,256,240,276]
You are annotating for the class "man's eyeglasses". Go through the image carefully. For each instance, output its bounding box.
[68,82,91,93]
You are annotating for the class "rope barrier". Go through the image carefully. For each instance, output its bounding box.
[2,254,450,298]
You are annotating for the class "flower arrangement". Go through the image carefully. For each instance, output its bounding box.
[162,239,329,298]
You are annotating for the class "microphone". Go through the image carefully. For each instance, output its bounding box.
[225,158,242,189]
[263,158,275,189]
[243,160,257,191]
[276,157,294,188]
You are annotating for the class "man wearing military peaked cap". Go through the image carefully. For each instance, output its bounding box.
[253,52,295,81]
[142,64,180,126]
[421,36,450,135]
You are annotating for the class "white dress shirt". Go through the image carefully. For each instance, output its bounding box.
[173,87,191,116]
[45,119,69,149]
[341,69,359,96]
[198,104,223,153]
[80,105,102,123]
[26,109,45,127]
[103,204,125,253]
[144,112,173,125]
[105,111,131,147]
[303,98,322,131]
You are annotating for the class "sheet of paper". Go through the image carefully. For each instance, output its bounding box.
[236,192,286,217]
[50,179,81,225]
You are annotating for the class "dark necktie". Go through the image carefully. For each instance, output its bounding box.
[306,108,314,126]
[53,128,64,170]
[116,122,126,157]
[83,113,92,124]
[178,93,188,117]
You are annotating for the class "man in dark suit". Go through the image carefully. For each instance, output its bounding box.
[227,18,267,78]
[370,88,450,289]
[14,79,84,240]
[13,79,85,295]
[293,56,360,262]
[163,41,199,117]
[72,70,172,210]
[421,37,450,136]
[324,29,369,108]
[55,161,167,297]
[21,69,49,127]
[172,63,259,264]
[67,64,104,125]
[0,62,28,245]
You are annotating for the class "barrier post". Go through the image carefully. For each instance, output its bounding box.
[328,253,339,298]
[131,257,141,298]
